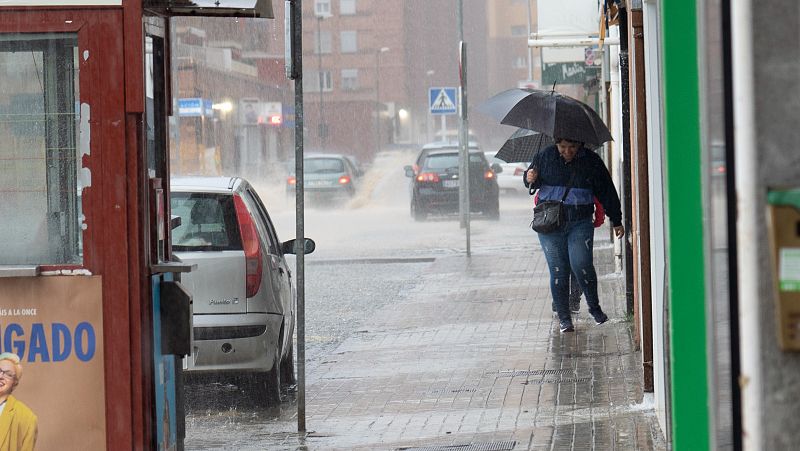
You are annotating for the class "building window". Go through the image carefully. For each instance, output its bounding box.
[512,56,527,69]
[341,69,358,91]
[314,30,332,54]
[340,31,358,54]
[0,33,82,265]
[304,71,333,92]
[511,25,527,36]
[314,0,331,17]
[340,0,356,15]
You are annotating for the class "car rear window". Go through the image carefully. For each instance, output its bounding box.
[170,193,242,252]
[423,153,486,170]
[305,158,345,173]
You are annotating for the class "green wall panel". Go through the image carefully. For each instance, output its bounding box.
[659,0,711,448]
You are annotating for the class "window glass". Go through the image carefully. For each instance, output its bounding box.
[245,187,281,255]
[304,157,344,173]
[242,188,278,255]
[340,31,357,53]
[314,0,331,16]
[339,0,356,15]
[341,69,358,91]
[303,71,333,92]
[0,33,81,265]
[423,153,484,170]
[170,193,242,251]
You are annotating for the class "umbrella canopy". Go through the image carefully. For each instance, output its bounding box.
[478,88,613,146]
[494,128,554,163]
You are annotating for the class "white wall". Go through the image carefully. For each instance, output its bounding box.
[643,0,669,436]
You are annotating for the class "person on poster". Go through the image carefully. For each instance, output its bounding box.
[0,352,37,451]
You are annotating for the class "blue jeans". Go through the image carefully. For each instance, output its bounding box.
[538,218,604,323]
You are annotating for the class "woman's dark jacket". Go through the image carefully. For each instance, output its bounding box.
[523,145,623,227]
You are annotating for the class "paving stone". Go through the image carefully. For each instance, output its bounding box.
[249,230,666,450]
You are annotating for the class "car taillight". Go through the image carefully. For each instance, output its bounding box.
[514,167,524,176]
[484,170,495,180]
[233,195,262,298]
[416,172,440,183]
[338,175,351,185]
[287,176,297,185]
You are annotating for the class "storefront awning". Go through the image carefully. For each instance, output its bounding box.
[144,0,273,18]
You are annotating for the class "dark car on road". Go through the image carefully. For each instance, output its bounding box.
[404,149,501,221]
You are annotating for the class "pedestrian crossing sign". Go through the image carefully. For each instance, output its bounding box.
[429,87,457,115]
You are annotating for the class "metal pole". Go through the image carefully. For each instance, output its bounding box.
[457,0,470,255]
[376,50,381,153]
[288,0,306,433]
[526,0,533,82]
[316,15,325,149]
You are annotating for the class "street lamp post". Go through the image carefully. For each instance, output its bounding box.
[375,46,389,153]
[425,69,435,142]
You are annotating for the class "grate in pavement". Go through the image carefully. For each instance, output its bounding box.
[427,387,478,395]
[558,351,631,358]
[308,257,436,265]
[397,440,517,451]
[495,369,574,377]
[521,377,593,384]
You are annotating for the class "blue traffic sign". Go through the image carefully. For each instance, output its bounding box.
[429,87,457,115]
[177,98,203,117]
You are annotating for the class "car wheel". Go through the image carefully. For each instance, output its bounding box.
[486,198,500,220]
[280,341,296,386]
[411,197,427,221]
[251,357,281,407]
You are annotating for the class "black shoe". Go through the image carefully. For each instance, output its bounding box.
[570,302,581,314]
[594,313,609,325]
[559,320,575,333]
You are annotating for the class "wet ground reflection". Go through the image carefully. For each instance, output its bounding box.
[183,374,303,449]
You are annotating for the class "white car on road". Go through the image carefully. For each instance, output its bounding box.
[484,151,529,195]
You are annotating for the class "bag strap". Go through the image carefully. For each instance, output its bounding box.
[529,159,579,199]
[559,163,577,203]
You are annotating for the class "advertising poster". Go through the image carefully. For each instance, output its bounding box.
[0,276,106,450]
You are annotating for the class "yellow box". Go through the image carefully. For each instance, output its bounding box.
[767,188,800,350]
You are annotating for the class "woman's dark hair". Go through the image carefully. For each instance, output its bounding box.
[554,137,583,146]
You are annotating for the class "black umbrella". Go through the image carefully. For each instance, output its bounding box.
[478,88,613,146]
[494,128,554,163]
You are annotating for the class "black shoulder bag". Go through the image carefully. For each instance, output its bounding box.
[530,165,576,234]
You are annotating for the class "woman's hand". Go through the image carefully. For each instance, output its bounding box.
[613,226,625,238]
[526,168,538,184]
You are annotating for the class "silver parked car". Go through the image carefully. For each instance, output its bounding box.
[285,153,363,200]
[170,176,314,406]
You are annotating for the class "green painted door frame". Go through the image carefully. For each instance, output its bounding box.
[660,0,711,449]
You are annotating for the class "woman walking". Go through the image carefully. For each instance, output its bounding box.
[525,138,624,333]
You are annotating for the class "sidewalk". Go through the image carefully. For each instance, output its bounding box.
[259,233,666,450]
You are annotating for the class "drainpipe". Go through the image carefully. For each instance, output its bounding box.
[618,7,635,316]
[731,0,761,449]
